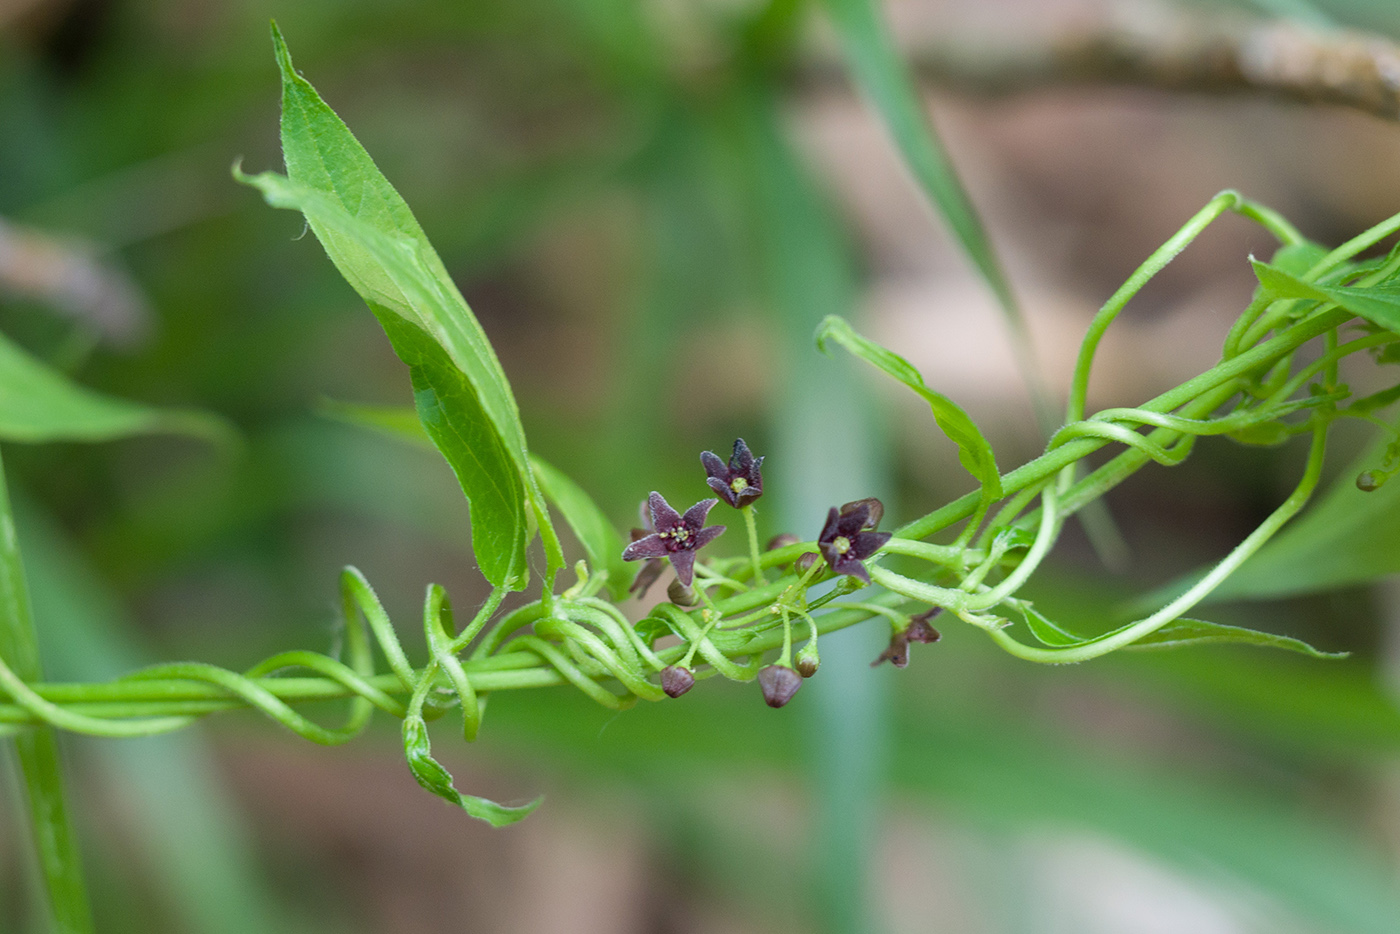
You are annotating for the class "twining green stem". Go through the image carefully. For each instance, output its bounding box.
[0,448,95,934]
[1068,191,1259,424]
[742,505,768,585]
[987,421,1330,663]
[1,196,1393,766]
[898,305,1351,543]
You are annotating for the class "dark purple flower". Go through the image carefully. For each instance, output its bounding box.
[622,492,726,587]
[701,438,764,509]
[758,665,802,707]
[817,498,892,585]
[661,666,695,698]
[872,609,942,669]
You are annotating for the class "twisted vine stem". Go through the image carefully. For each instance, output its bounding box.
[1,191,1396,817]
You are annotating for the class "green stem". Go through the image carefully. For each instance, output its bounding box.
[0,448,95,934]
[742,505,768,585]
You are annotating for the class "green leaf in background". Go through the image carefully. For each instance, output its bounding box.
[1252,258,1400,332]
[0,329,229,445]
[402,715,540,827]
[530,455,634,602]
[316,399,432,447]
[816,314,1001,504]
[1020,602,1340,658]
[816,0,1020,331]
[239,23,563,589]
[1178,428,1400,601]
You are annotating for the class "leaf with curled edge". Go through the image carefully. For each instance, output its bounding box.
[403,715,540,827]
[817,315,1001,508]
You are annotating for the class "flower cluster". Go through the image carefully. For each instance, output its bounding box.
[622,439,929,709]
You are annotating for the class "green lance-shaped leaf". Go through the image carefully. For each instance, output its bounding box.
[237,170,531,588]
[817,0,1019,329]
[402,715,540,827]
[0,328,229,445]
[242,23,562,589]
[816,315,1001,505]
[1018,604,1342,659]
[529,456,634,602]
[1252,258,1400,333]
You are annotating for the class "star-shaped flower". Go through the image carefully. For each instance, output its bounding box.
[817,498,891,585]
[701,438,764,509]
[621,492,726,587]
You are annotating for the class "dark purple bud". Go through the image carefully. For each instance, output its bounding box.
[661,666,695,698]
[766,533,800,552]
[667,579,697,607]
[702,438,765,509]
[758,665,803,707]
[795,642,820,678]
[621,492,726,587]
[795,552,819,574]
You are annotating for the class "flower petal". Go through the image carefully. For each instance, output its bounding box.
[623,533,669,561]
[701,450,728,482]
[669,549,697,587]
[648,491,681,530]
[850,530,892,560]
[834,553,871,585]
[818,507,841,545]
[629,558,665,597]
[730,438,756,471]
[706,475,737,506]
[871,633,911,668]
[692,524,726,551]
[681,498,718,530]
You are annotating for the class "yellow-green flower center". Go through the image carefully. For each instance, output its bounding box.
[832,535,851,555]
[730,477,748,493]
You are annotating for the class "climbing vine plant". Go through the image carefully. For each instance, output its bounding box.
[8,19,1400,932]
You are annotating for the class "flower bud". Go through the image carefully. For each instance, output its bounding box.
[667,579,697,606]
[766,533,800,552]
[795,552,819,574]
[795,642,820,678]
[758,665,803,707]
[1357,471,1384,492]
[661,666,695,698]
